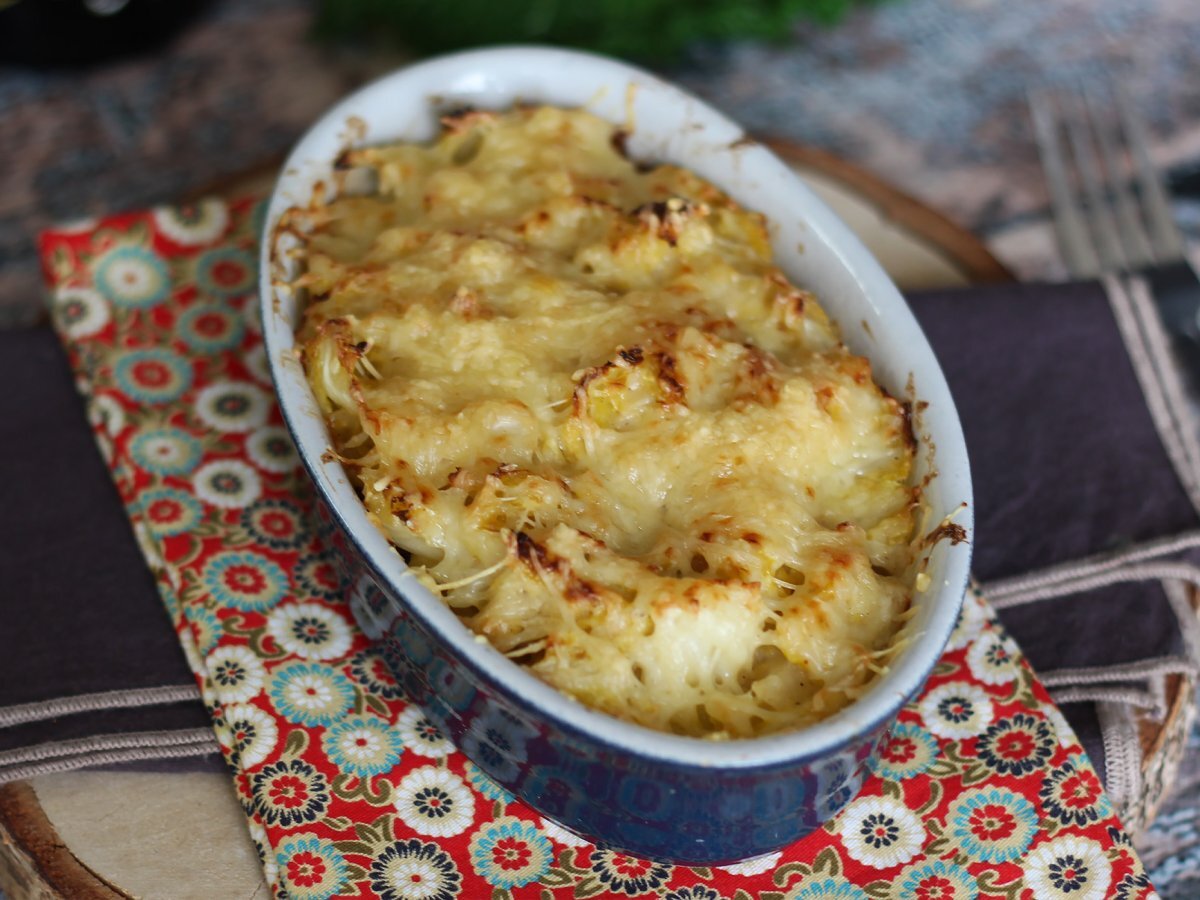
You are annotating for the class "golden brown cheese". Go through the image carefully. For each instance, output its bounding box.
[296,106,919,738]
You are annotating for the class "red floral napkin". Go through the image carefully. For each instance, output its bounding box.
[40,197,1157,899]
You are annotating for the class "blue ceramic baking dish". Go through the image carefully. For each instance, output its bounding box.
[260,46,973,864]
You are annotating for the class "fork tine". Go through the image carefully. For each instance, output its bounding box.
[1030,90,1101,278]
[1084,86,1155,270]
[1063,90,1128,272]
[1115,83,1187,264]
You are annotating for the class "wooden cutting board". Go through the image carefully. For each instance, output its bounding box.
[3,143,1178,900]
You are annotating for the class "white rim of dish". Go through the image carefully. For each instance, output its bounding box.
[261,45,974,768]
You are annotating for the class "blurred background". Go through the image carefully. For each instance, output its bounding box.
[3,0,1200,328]
[3,0,1200,893]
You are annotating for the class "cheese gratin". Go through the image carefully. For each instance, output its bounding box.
[295,106,920,738]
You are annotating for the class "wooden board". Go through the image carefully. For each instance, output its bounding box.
[6,143,1185,900]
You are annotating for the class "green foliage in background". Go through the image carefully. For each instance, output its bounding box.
[314,0,884,61]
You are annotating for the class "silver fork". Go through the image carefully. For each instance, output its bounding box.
[1030,86,1200,381]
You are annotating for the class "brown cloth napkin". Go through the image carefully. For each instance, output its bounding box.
[0,327,221,775]
[912,281,1200,822]
[2,280,1198,799]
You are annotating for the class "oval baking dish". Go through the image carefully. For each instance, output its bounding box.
[260,46,974,864]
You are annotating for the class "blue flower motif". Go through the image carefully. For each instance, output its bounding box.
[250,758,329,828]
[465,761,514,804]
[468,817,553,889]
[130,427,202,475]
[94,245,170,308]
[240,497,310,551]
[1114,870,1154,900]
[370,840,460,900]
[269,662,355,726]
[1039,754,1112,827]
[202,550,288,612]
[113,349,193,404]
[294,552,347,600]
[321,715,404,778]
[177,301,245,353]
[196,246,256,299]
[588,849,673,896]
[869,722,939,780]
[348,648,404,700]
[1024,836,1112,899]
[140,487,203,537]
[1107,824,1133,847]
[786,878,867,899]
[947,787,1038,863]
[975,712,1055,777]
[898,859,975,899]
[274,834,350,900]
[665,887,724,900]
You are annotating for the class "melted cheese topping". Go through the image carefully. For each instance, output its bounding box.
[296,106,918,738]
